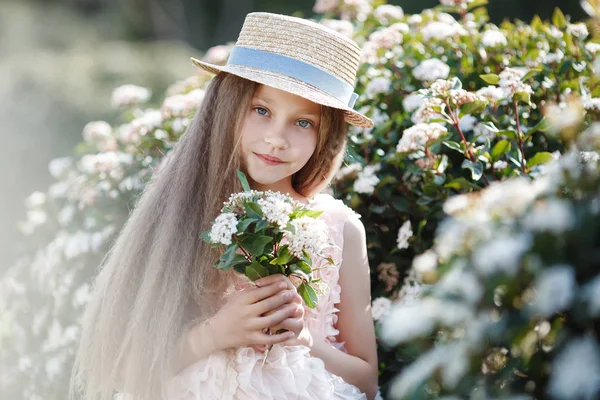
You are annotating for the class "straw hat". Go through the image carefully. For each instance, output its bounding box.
[191,12,373,128]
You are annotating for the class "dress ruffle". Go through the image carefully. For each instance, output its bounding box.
[167,194,365,399]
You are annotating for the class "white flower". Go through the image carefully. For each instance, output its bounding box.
[58,205,76,226]
[539,49,565,64]
[567,22,589,39]
[421,21,466,41]
[411,97,445,124]
[354,164,381,194]
[48,157,72,179]
[548,336,600,400]
[480,178,538,219]
[402,93,425,112]
[209,212,238,245]
[365,77,392,97]
[25,191,46,209]
[413,59,450,82]
[204,45,231,65]
[368,27,403,50]
[257,194,293,229]
[412,250,437,280]
[498,67,533,98]
[583,275,600,317]
[162,89,205,119]
[396,220,413,249]
[582,97,600,111]
[530,265,576,317]
[371,297,392,321]
[472,233,532,276]
[459,115,477,132]
[320,19,354,38]
[585,42,600,53]
[397,123,448,153]
[335,162,362,180]
[286,216,330,257]
[82,121,112,142]
[110,84,151,108]
[374,4,404,24]
[437,265,483,304]
[523,199,574,234]
[481,29,507,47]
[313,0,340,13]
[476,86,505,102]
[493,160,508,170]
[390,22,410,34]
[545,101,584,132]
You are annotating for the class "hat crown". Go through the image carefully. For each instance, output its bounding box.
[234,12,361,87]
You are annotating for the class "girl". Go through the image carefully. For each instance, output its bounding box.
[70,12,378,400]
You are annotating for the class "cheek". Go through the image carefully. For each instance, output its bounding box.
[295,132,318,162]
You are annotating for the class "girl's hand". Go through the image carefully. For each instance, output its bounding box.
[188,274,301,355]
[280,324,316,349]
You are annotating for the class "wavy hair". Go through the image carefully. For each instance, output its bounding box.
[69,72,348,400]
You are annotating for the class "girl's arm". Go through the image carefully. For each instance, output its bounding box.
[306,216,379,399]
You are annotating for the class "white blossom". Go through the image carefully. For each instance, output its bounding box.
[371,297,392,321]
[459,115,477,132]
[48,157,72,179]
[481,29,507,47]
[110,84,151,108]
[368,27,403,50]
[365,76,392,97]
[353,164,381,194]
[472,233,532,276]
[530,265,576,317]
[374,4,404,24]
[493,160,508,170]
[209,212,238,245]
[413,59,450,82]
[162,89,205,119]
[257,193,294,229]
[523,199,574,234]
[402,93,425,112]
[421,21,466,41]
[204,45,231,65]
[412,250,437,280]
[437,265,483,304]
[582,275,600,317]
[82,121,112,142]
[539,49,565,64]
[411,97,445,124]
[476,86,505,102]
[335,162,362,180]
[397,220,413,249]
[585,42,600,53]
[548,336,600,400]
[320,19,354,38]
[286,216,330,257]
[567,22,589,39]
[499,67,533,98]
[25,191,46,209]
[545,101,584,132]
[397,123,448,153]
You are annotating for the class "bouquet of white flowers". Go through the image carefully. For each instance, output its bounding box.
[201,171,333,308]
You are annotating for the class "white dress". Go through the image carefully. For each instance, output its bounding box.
[166,194,367,400]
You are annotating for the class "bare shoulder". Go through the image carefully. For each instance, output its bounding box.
[342,214,367,249]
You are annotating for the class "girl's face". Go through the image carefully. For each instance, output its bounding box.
[240,85,321,196]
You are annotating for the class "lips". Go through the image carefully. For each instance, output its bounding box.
[255,153,285,165]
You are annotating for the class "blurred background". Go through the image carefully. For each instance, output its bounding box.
[0,0,586,273]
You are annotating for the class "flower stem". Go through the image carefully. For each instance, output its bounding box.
[513,101,526,172]
[233,237,252,261]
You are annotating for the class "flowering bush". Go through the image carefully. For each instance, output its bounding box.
[1,0,599,399]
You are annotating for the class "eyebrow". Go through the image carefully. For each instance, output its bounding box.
[255,95,321,119]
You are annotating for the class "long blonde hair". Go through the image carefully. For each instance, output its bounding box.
[69,72,348,400]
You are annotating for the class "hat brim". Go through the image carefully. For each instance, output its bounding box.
[190,57,373,129]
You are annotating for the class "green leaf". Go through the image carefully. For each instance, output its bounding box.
[237,170,252,192]
[200,230,212,243]
[444,177,481,190]
[522,67,543,81]
[270,245,294,265]
[442,140,463,153]
[514,91,531,104]
[480,74,500,85]
[243,202,264,219]
[298,282,318,308]
[237,218,254,232]
[527,152,555,167]
[528,118,552,135]
[461,159,484,181]
[255,219,269,232]
[466,0,488,11]
[459,100,486,117]
[491,140,512,161]
[217,244,247,270]
[291,209,324,219]
[238,234,273,256]
[496,130,518,140]
[294,260,312,274]
[245,262,269,281]
[552,7,566,29]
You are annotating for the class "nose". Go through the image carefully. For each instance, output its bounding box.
[263,124,288,150]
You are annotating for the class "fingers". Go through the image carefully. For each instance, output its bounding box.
[243,281,288,304]
[252,289,297,316]
[272,316,304,337]
[255,274,296,291]
[254,330,296,346]
[255,303,300,329]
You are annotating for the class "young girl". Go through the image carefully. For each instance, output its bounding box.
[70,12,378,400]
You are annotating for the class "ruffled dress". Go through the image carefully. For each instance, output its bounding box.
[166,193,367,400]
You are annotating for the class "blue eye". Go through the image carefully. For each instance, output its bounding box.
[297,120,313,129]
[254,107,269,116]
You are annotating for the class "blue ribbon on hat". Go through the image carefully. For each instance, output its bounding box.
[227,46,359,108]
